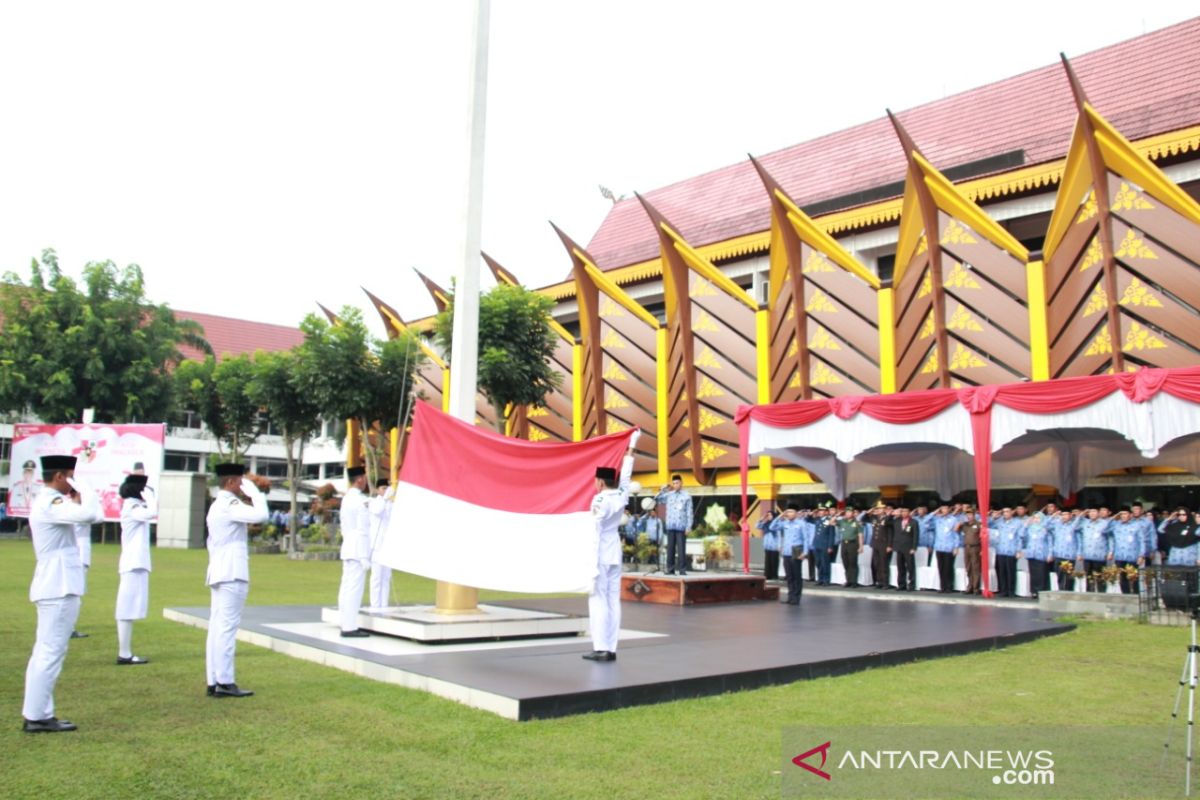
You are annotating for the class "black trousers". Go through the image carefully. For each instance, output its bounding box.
[1027,558,1051,595]
[936,550,957,592]
[782,555,802,603]
[840,541,859,586]
[764,549,780,581]
[1084,559,1107,591]
[995,554,1017,597]
[667,529,688,574]
[872,545,891,587]
[1116,560,1140,594]
[895,550,916,590]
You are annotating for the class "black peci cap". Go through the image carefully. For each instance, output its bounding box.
[215,463,246,477]
[41,455,77,471]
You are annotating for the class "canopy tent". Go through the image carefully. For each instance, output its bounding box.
[735,366,1200,595]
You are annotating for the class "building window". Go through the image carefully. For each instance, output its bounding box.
[255,458,288,479]
[176,410,204,430]
[164,451,204,471]
[0,437,10,462]
[301,462,321,480]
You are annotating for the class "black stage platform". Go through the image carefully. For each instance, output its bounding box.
[165,595,1071,720]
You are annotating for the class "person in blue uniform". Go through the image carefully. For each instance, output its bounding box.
[769,504,809,605]
[932,505,962,593]
[655,474,693,576]
[1048,510,1082,591]
[1110,508,1147,594]
[1019,512,1055,598]
[811,509,837,586]
[757,508,780,580]
[1079,509,1115,592]
[991,508,1023,598]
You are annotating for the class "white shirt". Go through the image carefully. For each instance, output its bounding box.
[205,489,268,586]
[119,493,158,573]
[340,487,373,562]
[74,523,92,569]
[592,455,635,567]
[29,486,103,602]
[368,489,393,560]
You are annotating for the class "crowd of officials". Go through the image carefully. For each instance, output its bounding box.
[754,501,1200,603]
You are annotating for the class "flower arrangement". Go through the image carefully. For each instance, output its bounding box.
[1058,560,1083,578]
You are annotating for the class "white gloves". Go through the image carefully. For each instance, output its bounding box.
[629,428,641,450]
[66,476,88,495]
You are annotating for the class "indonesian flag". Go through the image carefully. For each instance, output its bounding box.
[375,401,636,594]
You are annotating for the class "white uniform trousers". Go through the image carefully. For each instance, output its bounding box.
[337,558,369,631]
[369,561,391,609]
[23,594,82,721]
[206,580,248,686]
[588,564,622,653]
[115,569,149,620]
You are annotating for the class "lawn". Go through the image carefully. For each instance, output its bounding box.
[0,540,1186,799]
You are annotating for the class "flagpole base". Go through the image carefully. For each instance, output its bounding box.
[435,581,480,615]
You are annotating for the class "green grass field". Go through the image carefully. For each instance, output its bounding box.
[0,540,1187,799]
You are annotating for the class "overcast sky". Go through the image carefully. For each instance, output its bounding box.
[2,2,1197,333]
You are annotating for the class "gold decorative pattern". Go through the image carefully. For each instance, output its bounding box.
[786,339,798,358]
[920,348,939,375]
[696,376,725,399]
[808,326,842,351]
[694,346,722,369]
[786,305,795,321]
[690,278,717,298]
[603,362,628,382]
[1119,277,1163,309]
[604,390,629,410]
[599,297,625,318]
[1123,321,1167,352]
[805,288,837,314]
[693,310,719,332]
[915,235,928,256]
[1075,193,1098,224]
[1084,326,1112,356]
[527,426,549,442]
[948,343,986,370]
[803,251,834,274]
[788,371,802,388]
[1109,182,1154,213]
[1078,237,1103,272]
[811,362,843,386]
[700,441,728,465]
[946,306,983,332]
[918,313,935,340]
[697,408,722,432]
[917,272,932,299]
[1113,229,1158,261]
[600,329,625,349]
[605,418,629,434]
[939,219,978,246]
[527,406,548,418]
[943,262,981,290]
[1082,284,1108,318]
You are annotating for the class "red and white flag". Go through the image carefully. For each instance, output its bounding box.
[375,401,636,593]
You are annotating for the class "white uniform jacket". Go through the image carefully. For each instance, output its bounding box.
[29,487,103,602]
[119,494,158,573]
[368,490,393,559]
[74,523,92,569]
[340,488,373,562]
[205,489,268,587]
[592,455,635,567]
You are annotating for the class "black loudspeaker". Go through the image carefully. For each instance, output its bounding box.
[1163,576,1200,612]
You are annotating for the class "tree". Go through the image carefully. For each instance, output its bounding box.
[435,282,561,433]
[294,307,425,483]
[248,350,321,554]
[0,248,211,422]
[174,354,261,461]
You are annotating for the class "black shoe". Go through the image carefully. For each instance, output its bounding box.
[206,684,215,697]
[23,717,77,733]
[340,629,370,638]
[788,599,801,605]
[116,655,150,665]
[582,650,614,661]
[213,683,254,698]
[678,571,688,576]
[69,631,88,639]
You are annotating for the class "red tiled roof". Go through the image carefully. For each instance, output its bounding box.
[586,18,1200,270]
[174,309,304,362]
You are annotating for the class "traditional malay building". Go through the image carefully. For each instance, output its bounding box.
[385,19,1200,505]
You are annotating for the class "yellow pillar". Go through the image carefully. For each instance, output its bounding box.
[441,368,451,413]
[346,418,361,467]
[1026,260,1050,381]
[876,287,897,394]
[572,343,583,442]
[655,327,669,486]
[388,427,399,483]
[753,308,774,484]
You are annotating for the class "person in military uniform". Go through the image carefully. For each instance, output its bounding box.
[892,507,919,591]
[22,455,103,733]
[116,474,156,665]
[957,508,983,595]
[337,466,373,636]
[205,463,268,698]
[868,504,893,589]
[811,509,837,586]
[584,431,639,661]
[836,509,864,587]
